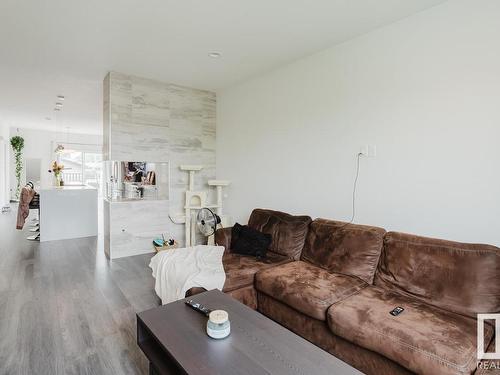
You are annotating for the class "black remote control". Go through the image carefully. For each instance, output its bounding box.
[390,306,404,316]
[185,300,212,316]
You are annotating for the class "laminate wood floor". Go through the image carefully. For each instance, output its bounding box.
[0,207,160,375]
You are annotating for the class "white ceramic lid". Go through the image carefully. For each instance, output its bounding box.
[209,310,229,324]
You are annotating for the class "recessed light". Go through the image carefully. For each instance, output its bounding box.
[57,95,65,101]
[55,102,63,107]
[208,52,221,58]
[45,117,51,121]
[54,107,60,111]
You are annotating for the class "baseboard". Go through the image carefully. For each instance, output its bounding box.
[110,247,155,259]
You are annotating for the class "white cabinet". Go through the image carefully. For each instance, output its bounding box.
[39,186,98,242]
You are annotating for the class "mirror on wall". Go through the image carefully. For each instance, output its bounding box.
[103,161,169,201]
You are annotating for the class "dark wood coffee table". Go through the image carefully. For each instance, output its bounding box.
[137,289,361,375]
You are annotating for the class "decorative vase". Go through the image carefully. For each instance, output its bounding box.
[55,174,61,187]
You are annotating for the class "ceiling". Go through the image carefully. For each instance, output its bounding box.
[0,0,447,135]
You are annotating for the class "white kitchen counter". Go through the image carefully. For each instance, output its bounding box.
[39,185,98,242]
[41,185,97,191]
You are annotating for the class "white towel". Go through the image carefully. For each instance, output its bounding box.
[149,245,226,304]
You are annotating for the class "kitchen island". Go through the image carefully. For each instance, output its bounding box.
[39,185,98,242]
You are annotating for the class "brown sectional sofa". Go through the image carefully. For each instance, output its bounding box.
[187,209,311,309]
[189,208,500,375]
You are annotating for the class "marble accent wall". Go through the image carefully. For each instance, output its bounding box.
[103,72,216,259]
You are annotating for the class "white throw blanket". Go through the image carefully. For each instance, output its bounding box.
[149,245,226,304]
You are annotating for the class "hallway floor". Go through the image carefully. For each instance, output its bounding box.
[0,206,160,375]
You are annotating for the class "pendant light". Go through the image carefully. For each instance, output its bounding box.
[63,126,74,153]
[53,98,65,154]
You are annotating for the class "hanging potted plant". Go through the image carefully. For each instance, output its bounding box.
[10,135,25,200]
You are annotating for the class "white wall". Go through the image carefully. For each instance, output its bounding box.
[8,127,101,196]
[103,72,216,258]
[0,123,10,206]
[217,0,500,246]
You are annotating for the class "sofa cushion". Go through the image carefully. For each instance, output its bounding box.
[255,261,367,321]
[327,286,494,375]
[248,209,312,260]
[257,292,414,375]
[222,252,291,292]
[215,227,232,251]
[301,219,386,284]
[226,285,258,310]
[375,231,500,318]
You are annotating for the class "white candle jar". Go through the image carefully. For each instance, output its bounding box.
[206,310,231,339]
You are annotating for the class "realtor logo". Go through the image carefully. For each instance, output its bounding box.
[477,314,500,360]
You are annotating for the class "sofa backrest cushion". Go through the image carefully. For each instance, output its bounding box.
[301,219,386,284]
[248,209,312,260]
[375,231,500,318]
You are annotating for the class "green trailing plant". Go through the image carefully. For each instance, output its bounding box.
[10,135,25,200]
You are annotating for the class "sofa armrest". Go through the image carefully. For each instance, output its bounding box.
[215,227,233,252]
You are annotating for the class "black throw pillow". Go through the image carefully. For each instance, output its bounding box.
[231,223,271,259]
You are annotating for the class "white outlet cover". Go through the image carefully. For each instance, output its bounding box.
[360,145,369,156]
[368,145,377,157]
[360,145,376,157]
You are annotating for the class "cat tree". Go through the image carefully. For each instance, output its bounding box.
[171,165,231,246]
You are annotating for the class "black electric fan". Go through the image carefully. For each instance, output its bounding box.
[196,208,221,237]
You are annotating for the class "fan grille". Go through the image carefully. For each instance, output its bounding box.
[197,208,218,236]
